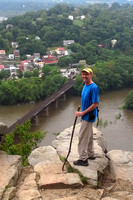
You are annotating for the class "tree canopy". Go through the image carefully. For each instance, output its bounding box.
[123,90,133,110]
[0,66,67,105]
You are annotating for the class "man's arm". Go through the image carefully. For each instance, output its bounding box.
[75,102,98,117]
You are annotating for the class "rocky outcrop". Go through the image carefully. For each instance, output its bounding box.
[52,123,108,187]
[0,151,22,199]
[107,150,133,182]
[0,123,133,200]
[28,146,83,189]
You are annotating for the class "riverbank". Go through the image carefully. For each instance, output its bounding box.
[0,123,133,200]
[1,88,132,152]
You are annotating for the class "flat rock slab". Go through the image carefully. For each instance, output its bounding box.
[28,145,61,166]
[15,173,41,200]
[28,146,83,189]
[107,150,133,183]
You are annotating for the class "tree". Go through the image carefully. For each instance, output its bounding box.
[24,71,33,78]
[0,70,10,80]
[17,70,23,78]
[73,74,83,95]
[33,69,39,77]
[123,90,133,110]
[42,65,51,79]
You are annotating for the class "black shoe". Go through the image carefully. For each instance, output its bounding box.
[73,159,88,166]
[88,156,96,160]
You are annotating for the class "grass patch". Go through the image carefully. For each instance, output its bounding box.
[67,164,87,184]
[59,155,66,162]
[73,19,83,27]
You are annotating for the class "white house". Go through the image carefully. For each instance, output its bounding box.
[68,15,74,20]
[9,65,19,77]
[81,15,86,20]
[11,42,18,49]
[8,54,14,60]
[35,36,40,41]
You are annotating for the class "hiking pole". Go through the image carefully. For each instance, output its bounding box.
[96,107,99,128]
[62,105,80,171]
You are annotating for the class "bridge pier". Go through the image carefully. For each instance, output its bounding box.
[55,99,59,108]
[68,88,74,95]
[32,116,39,126]
[39,107,49,117]
[60,93,66,101]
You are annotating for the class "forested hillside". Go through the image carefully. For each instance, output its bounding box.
[0,3,133,106]
[1,3,133,60]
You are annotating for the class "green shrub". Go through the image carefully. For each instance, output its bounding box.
[123,90,133,110]
[0,120,46,166]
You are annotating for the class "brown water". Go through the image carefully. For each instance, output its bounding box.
[0,88,133,151]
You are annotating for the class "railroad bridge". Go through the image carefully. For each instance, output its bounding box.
[7,79,74,134]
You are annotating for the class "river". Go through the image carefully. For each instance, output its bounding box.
[0,88,133,151]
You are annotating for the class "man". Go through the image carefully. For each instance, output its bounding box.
[73,68,99,166]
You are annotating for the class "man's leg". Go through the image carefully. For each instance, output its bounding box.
[78,120,93,160]
[87,123,95,159]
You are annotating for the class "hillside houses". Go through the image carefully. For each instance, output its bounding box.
[0,64,19,78]
[0,43,77,79]
[68,15,86,21]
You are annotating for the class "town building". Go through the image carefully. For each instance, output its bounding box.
[0,65,4,71]
[0,50,6,59]
[19,60,30,72]
[68,15,74,20]
[8,54,14,60]
[11,42,18,49]
[13,49,20,60]
[42,55,58,64]
[63,40,75,46]
[33,53,40,59]
[55,47,66,55]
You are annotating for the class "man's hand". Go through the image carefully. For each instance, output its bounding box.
[75,102,98,117]
[75,111,83,117]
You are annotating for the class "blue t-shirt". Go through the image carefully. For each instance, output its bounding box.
[81,82,99,122]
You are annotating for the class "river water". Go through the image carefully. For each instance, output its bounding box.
[0,88,133,151]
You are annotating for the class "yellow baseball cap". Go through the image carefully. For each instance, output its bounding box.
[82,68,93,74]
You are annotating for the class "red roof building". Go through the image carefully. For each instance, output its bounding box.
[0,50,6,58]
[0,65,4,71]
[56,47,66,55]
[19,60,29,72]
[42,55,58,64]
